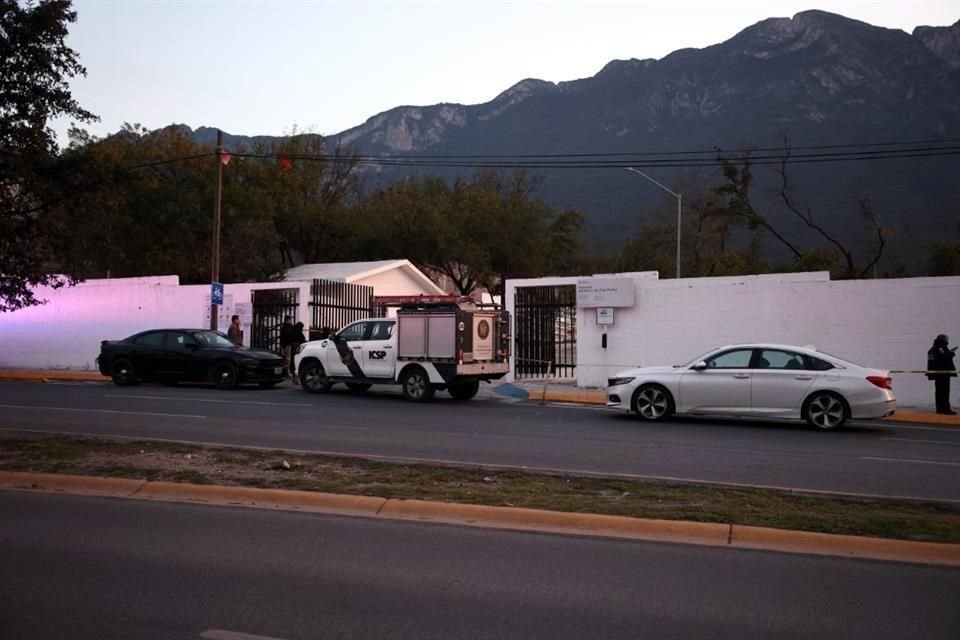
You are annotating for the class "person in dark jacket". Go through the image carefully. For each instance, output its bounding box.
[927,334,957,415]
[291,321,307,383]
[279,316,298,383]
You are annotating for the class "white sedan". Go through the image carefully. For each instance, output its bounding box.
[606,344,896,430]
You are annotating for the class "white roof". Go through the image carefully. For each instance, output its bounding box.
[282,259,444,294]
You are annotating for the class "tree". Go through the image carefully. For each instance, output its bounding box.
[0,0,97,311]
[929,224,960,276]
[714,137,890,278]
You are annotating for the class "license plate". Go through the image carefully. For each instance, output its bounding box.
[273,367,283,374]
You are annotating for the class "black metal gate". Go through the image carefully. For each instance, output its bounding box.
[251,288,300,353]
[308,279,378,339]
[514,285,576,379]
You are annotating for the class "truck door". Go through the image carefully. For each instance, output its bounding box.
[362,320,396,378]
[326,320,370,378]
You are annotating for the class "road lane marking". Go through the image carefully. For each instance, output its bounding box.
[862,456,960,467]
[105,393,312,407]
[882,437,960,446]
[201,630,289,640]
[0,403,206,419]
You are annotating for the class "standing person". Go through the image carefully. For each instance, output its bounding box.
[227,315,243,346]
[291,321,307,384]
[279,316,297,383]
[927,334,957,415]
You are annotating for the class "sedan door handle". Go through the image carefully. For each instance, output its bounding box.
[794,375,813,380]
[733,373,750,379]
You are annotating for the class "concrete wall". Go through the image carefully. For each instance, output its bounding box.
[508,272,960,409]
[0,277,310,371]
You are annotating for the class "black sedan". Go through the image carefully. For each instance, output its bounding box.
[97,329,287,389]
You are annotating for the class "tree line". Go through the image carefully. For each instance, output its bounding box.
[3,0,958,312]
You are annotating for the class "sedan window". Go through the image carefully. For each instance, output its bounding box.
[193,331,235,347]
[171,333,198,349]
[803,355,835,371]
[706,349,753,369]
[134,332,166,347]
[756,349,805,370]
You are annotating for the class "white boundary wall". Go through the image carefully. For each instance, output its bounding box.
[0,276,310,371]
[507,272,960,409]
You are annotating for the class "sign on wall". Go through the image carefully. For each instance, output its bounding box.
[596,307,615,325]
[576,278,635,308]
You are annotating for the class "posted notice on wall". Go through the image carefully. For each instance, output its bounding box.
[576,278,635,308]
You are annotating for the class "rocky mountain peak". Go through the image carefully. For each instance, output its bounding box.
[914,19,960,68]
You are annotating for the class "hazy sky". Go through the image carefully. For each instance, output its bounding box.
[57,0,959,144]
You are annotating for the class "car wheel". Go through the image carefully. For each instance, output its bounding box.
[631,384,674,421]
[212,361,238,390]
[111,359,138,386]
[299,359,332,394]
[346,382,372,393]
[448,379,480,401]
[401,366,435,402]
[804,392,847,431]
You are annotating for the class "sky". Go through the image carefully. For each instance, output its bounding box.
[56,0,960,145]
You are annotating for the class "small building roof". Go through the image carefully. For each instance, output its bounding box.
[282,259,444,294]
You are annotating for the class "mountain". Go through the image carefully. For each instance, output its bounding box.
[193,10,960,272]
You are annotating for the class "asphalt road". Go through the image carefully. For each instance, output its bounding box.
[1,380,959,501]
[2,491,958,640]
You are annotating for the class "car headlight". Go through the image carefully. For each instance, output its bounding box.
[607,376,635,387]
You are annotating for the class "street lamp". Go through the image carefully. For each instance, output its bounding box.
[623,167,682,279]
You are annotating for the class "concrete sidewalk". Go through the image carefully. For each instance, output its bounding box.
[0,369,957,426]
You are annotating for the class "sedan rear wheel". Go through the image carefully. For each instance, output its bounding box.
[111,359,138,386]
[804,392,847,430]
[632,384,673,421]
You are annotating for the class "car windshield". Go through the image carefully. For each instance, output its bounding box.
[677,349,717,367]
[192,331,235,347]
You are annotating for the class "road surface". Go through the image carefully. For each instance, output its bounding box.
[1,381,959,501]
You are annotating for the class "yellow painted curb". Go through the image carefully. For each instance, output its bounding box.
[140,481,387,516]
[538,390,607,405]
[0,471,145,496]
[379,498,730,546]
[731,524,960,567]
[3,471,959,567]
[0,370,107,383]
[885,411,960,427]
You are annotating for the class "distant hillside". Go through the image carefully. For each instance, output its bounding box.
[186,10,960,272]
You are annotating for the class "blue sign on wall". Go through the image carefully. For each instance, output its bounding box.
[211,282,224,306]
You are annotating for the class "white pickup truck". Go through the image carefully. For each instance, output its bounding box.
[293,296,510,401]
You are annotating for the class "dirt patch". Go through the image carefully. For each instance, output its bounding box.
[2,432,959,543]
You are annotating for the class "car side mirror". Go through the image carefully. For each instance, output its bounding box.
[692,361,707,371]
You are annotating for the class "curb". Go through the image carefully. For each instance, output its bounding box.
[2,470,958,567]
[0,370,106,383]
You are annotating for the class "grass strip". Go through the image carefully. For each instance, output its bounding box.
[1,432,958,543]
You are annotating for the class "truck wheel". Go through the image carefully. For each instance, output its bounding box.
[111,359,138,386]
[299,359,333,394]
[401,366,435,402]
[449,379,480,401]
[346,382,372,393]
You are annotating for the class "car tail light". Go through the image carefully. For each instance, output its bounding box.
[866,376,892,390]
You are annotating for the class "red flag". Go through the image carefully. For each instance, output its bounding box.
[219,152,231,165]
[278,156,293,171]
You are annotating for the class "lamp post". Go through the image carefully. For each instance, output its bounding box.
[210,128,224,330]
[623,167,682,279]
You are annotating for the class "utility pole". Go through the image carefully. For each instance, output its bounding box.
[210,129,224,330]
